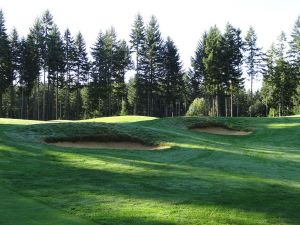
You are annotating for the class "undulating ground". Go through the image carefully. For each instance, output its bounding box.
[0,115,299,225]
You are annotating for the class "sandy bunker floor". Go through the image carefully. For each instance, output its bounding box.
[192,127,251,136]
[48,141,169,150]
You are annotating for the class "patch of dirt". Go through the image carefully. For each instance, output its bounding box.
[191,127,251,136]
[48,141,169,150]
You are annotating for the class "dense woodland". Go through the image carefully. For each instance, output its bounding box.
[0,9,299,120]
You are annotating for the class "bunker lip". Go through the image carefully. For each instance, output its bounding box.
[189,123,252,136]
[44,136,169,150]
[191,127,251,135]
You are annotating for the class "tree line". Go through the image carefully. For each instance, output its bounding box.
[0,9,299,120]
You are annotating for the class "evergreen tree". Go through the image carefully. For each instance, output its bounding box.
[28,18,43,119]
[222,23,244,117]
[289,16,300,114]
[90,29,131,116]
[62,28,76,119]
[40,10,55,120]
[102,28,118,116]
[130,14,147,114]
[0,10,12,117]
[161,37,184,116]
[189,33,206,100]
[74,32,89,119]
[113,39,132,114]
[289,16,300,66]
[264,33,298,116]
[203,25,224,116]
[144,15,164,116]
[8,28,21,117]
[19,35,40,118]
[47,25,65,119]
[245,27,263,116]
[90,31,106,116]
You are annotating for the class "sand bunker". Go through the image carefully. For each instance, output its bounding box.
[191,127,251,136]
[48,141,168,150]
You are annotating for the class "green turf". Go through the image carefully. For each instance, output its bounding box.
[0,115,299,225]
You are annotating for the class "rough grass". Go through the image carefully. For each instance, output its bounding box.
[0,115,300,225]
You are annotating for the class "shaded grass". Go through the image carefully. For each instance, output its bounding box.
[0,116,300,224]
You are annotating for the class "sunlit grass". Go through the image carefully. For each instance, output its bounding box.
[0,115,299,224]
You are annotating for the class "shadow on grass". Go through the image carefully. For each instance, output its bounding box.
[1,117,300,224]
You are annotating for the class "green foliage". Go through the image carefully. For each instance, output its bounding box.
[189,33,206,99]
[186,97,206,116]
[90,29,132,117]
[1,9,300,119]
[268,108,277,117]
[161,37,184,116]
[127,77,137,114]
[0,10,12,116]
[264,33,298,116]
[120,99,128,116]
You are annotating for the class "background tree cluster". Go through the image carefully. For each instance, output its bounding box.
[0,9,299,120]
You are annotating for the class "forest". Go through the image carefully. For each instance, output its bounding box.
[0,9,299,120]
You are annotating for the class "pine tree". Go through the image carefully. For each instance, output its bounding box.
[103,28,118,116]
[161,37,184,116]
[190,33,207,100]
[62,28,76,119]
[203,25,224,116]
[19,35,40,118]
[74,32,89,119]
[47,25,65,119]
[113,39,132,114]
[130,14,147,115]
[28,18,43,119]
[0,10,12,117]
[264,33,298,116]
[222,23,244,117]
[289,16,300,114]
[8,28,21,117]
[245,27,263,116]
[289,16,300,66]
[40,10,54,120]
[90,31,106,116]
[144,15,164,116]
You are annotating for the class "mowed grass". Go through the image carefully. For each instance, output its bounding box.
[0,115,300,225]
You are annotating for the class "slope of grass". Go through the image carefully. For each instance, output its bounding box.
[0,116,299,225]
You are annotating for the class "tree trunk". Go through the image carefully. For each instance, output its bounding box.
[212,95,215,116]
[216,94,219,117]
[43,69,46,120]
[21,87,24,119]
[56,72,59,120]
[37,77,40,120]
[9,85,15,118]
[225,94,228,117]
[0,92,3,118]
[250,75,253,117]
[133,103,136,115]
[26,95,30,120]
[230,91,233,117]
[236,96,239,117]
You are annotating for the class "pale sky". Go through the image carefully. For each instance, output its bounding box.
[2,0,300,90]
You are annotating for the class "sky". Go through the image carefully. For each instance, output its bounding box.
[1,0,300,90]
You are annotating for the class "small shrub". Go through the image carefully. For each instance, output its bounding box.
[268,108,277,117]
[120,100,128,116]
[186,98,206,116]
